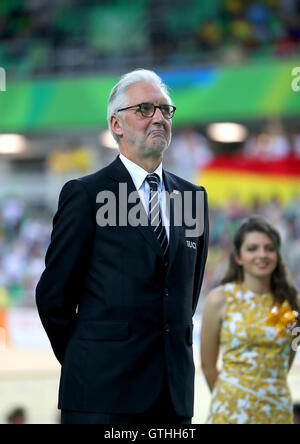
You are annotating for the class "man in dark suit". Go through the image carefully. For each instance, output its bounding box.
[36,69,209,424]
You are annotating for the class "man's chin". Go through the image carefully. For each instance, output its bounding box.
[143,141,169,157]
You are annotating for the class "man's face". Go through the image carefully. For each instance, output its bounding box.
[113,82,172,160]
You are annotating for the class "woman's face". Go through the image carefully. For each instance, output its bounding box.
[235,231,278,279]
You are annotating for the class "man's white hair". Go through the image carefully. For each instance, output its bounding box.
[107,69,172,143]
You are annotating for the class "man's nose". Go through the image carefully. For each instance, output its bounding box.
[152,106,165,122]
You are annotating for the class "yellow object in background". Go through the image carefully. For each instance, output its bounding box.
[199,154,300,205]
[264,300,298,337]
[47,147,93,173]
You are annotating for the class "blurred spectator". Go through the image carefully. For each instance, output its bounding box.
[263,195,284,225]
[0,199,51,307]
[244,133,291,160]
[1,0,299,77]
[226,195,247,221]
[6,407,26,424]
[168,128,213,182]
[294,134,300,158]
[1,197,24,242]
[293,403,300,424]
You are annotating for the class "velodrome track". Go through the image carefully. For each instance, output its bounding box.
[0,345,299,424]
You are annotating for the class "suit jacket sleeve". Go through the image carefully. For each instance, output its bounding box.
[192,186,209,316]
[36,179,95,364]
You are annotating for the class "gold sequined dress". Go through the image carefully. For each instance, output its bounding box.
[206,282,294,424]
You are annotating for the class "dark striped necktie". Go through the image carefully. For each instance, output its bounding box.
[146,173,169,260]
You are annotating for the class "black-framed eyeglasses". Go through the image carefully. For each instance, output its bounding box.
[117,102,176,119]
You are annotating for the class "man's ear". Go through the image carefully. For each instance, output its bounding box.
[234,252,242,266]
[110,114,123,138]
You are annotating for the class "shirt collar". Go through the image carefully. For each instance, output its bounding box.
[119,153,163,190]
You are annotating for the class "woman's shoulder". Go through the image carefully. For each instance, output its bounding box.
[207,281,239,297]
[206,285,226,308]
[205,286,228,322]
[207,282,241,306]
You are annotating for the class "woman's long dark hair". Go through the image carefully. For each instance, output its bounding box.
[221,215,299,312]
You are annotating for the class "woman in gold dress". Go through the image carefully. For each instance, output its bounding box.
[201,216,300,424]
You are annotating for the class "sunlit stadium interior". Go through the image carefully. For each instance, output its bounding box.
[0,0,300,424]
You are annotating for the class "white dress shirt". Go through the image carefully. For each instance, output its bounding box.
[119,153,170,240]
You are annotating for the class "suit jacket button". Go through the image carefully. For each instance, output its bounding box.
[164,289,169,297]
